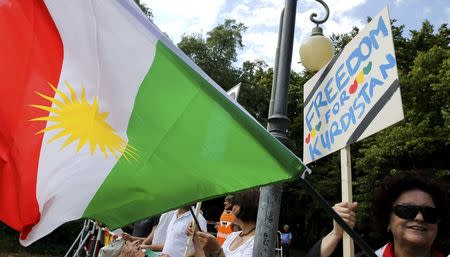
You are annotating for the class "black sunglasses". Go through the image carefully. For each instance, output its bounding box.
[392,204,440,224]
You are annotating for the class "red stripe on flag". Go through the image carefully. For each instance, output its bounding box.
[0,0,63,239]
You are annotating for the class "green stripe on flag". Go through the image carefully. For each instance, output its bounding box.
[83,42,303,227]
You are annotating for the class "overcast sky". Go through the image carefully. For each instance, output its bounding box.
[142,0,450,72]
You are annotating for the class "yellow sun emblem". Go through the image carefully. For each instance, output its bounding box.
[30,81,137,160]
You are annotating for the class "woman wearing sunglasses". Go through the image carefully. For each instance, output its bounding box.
[307,171,449,257]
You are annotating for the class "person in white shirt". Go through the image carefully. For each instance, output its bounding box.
[152,210,176,246]
[161,206,207,257]
[122,210,176,252]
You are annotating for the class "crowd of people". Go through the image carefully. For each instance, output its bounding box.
[117,189,259,257]
[114,170,448,257]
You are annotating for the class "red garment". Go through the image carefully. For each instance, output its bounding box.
[380,242,444,257]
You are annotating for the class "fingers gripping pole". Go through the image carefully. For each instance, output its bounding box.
[183,202,202,257]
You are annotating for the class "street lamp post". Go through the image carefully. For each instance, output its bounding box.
[253,2,297,256]
[252,0,300,256]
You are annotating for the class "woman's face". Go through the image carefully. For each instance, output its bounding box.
[389,189,438,249]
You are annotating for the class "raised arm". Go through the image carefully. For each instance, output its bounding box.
[307,202,358,257]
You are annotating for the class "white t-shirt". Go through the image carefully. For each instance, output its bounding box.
[153,210,175,245]
[222,231,254,257]
[161,209,207,257]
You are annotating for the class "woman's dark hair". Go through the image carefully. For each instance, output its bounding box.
[372,171,449,240]
[224,195,234,203]
[231,189,260,222]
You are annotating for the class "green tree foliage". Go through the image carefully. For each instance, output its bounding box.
[133,0,153,21]
[237,60,272,123]
[331,27,359,54]
[178,19,247,90]
[354,23,450,173]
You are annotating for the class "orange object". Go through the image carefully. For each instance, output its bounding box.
[216,210,234,245]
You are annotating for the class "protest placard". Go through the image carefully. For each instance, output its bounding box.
[303,7,404,164]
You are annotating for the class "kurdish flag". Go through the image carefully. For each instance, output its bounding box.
[0,0,304,246]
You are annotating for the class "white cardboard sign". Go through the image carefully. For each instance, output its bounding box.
[303,7,404,164]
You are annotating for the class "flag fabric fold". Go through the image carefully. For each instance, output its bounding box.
[0,0,304,246]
